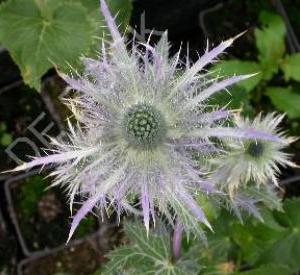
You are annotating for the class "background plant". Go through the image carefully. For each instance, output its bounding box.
[211,10,300,122]
[101,197,300,274]
[1,1,300,274]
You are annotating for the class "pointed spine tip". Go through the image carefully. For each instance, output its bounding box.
[226,30,248,46]
[204,219,214,232]
[242,72,260,80]
[66,219,77,244]
[233,30,248,40]
[1,163,27,174]
[248,72,260,77]
[66,231,73,245]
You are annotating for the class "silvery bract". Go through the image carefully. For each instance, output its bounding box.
[8,0,292,242]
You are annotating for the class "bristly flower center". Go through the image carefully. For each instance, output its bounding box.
[246,141,264,158]
[123,103,166,149]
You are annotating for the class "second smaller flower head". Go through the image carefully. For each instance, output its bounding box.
[211,113,296,196]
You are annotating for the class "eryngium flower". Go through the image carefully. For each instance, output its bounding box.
[9,0,283,241]
[211,113,295,197]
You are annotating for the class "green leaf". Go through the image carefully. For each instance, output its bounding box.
[74,0,132,58]
[254,11,286,80]
[103,221,202,275]
[212,60,262,92]
[103,221,171,274]
[274,198,300,228]
[194,210,239,273]
[257,198,300,272]
[108,0,132,31]
[281,53,300,82]
[77,0,132,30]
[235,264,291,275]
[231,219,284,265]
[0,0,94,91]
[265,87,300,119]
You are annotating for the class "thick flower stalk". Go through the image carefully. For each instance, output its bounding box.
[7,0,285,241]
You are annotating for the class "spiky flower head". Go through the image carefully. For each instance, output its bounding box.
[211,113,295,195]
[8,0,285,241]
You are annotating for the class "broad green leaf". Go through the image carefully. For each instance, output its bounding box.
[108,0,132,30]
[124,221,172,262]
[231,219,284,265]
[103,221,202,275]
[235,264,291,275]
[213,60,262,92]
[259,233,300,272]
[281,53,300,82]
[74,0,132,58]
[206,210,236,256]
[0,0,94,91]
[265,87,300,119]
[257,198,300,272]
[273,198,300,232]
[227,186,283,264]
[196,210,239,273]
[255,11,286,80]
[103,221,171,274]
[77,0,132,30]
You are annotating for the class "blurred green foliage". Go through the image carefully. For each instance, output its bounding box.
[18,175,48,219]
[102,197,300,274]
[0,122,12,146]
[212,10,300,121]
